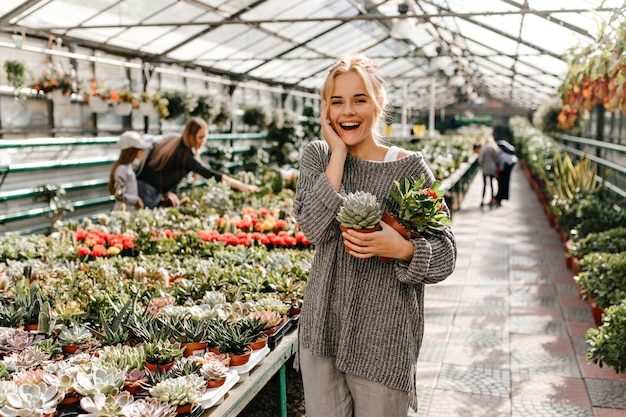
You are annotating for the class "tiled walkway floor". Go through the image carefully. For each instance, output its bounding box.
[411,164,626,417]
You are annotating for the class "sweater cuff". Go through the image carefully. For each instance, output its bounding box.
[394,237,432,284]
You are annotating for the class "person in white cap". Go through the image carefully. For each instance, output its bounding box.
[109,131,152,211]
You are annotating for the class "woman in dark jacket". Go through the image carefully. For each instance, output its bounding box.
[137,117,259,208]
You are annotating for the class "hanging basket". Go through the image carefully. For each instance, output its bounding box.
[89,96,109,113]
[115,102,133,116]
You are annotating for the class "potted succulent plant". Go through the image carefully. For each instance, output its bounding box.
[143,340,185,371]
[73,367,125,398]
[211,321,256,366]
[200,360,229,388]
[0,383,63,417]
[336,191,382,232]
[79,391,133,417]
[148,374,205,414]
[121,398,178,417]
[57,324,93,354]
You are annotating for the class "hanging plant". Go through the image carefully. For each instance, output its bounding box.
[212,98,231,130]
[4,60,26,90]
[162,91,188,120]
[242,105,268,131]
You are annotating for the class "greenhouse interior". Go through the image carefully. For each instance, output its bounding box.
[0,1,625,416]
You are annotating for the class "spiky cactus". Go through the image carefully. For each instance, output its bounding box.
[336,191,382,230]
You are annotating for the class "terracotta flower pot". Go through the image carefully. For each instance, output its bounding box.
[60,393,81,405]
[206,378,226,388]
[249,333,268,350]
[24,323,38,331]
[379,211,412,263]
[339,224,380,253]
[176,403,193,415]
[145,361,175,372]
[62,345,80,355]
[182,341,207,357]
[229,348,252,366]
[589,298,604,326]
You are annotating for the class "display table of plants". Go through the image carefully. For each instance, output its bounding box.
[0,135,479,417]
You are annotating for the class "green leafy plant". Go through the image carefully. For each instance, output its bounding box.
[385,174,452,236]
[336,191,382,230]
[586,300,626,373]
[575,252,626,310]
[3,60,26,90]
[242,105,268,131]
[568,227,626,258]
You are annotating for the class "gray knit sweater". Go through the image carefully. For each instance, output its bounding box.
[295,140,457,404]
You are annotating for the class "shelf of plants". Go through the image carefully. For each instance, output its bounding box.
[0,135,478,417]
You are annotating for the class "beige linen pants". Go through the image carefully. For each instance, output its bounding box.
[300,347,410,417]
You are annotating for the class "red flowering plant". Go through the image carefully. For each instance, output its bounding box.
[74,229,136,258]
[383,173,452,238]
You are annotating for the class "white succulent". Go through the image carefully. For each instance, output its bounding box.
[0,382,63,417]
[148,375,204,406]
[121,398,177,417]
[0,381,18,408]
[79,392,133,417]
[73,367,125,398]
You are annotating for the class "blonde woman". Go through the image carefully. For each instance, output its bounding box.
[295,53,457,417]
[137,117,259,208]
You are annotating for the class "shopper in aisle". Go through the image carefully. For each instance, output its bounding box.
[476,137,499,206]
[494,140,518,206]
[136,117,260,209]
[294,53,457,417]
[109,131,152,212]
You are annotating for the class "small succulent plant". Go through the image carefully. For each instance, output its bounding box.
[0,382,63,417]
[121,398,177,417]
[57,324,93,346]
[79,391,133,417]
[0,381,18,407]
[3,347,50,371]
[336,191,382,230]
[0,330,36,354]
[143,340,184,366]
[97,344,146,371]
[148,374,204,407]
[199,360,228,381]
[168,357,201,378]
[73,367,125,398]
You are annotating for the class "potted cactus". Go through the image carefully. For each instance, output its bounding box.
[336,191,382,232]
[0,383,64,417]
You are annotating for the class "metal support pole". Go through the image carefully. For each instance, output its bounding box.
[277,364,287,417]
[429,76,436,137]
[401,80,408,138]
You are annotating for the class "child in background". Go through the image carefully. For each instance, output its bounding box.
[109,131,152,211]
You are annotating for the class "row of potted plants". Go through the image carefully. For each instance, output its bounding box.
[510,116,626,374]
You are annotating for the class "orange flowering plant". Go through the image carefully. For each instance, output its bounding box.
[384,174,451,236]
[31,62,79,96]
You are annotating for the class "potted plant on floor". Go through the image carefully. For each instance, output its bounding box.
[585,299,626,374]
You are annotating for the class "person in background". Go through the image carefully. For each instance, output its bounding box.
[136,117,260,209]
[493,140,518,206]
[294,53,457,417]
[109,131,151,212]
[477,138,499,207]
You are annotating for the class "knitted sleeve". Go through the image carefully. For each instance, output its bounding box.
[295,141,345,245]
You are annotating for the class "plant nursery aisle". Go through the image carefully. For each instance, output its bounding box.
[411,164,626,417]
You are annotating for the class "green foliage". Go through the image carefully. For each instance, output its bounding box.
[143,340,184,366]
[586,300,626,373]
[576,252,626,310]
[242,105,268,130]
[546,150,606,201]
[568,227,626,258]
[3,60,26,89]
[385,174,452,235]
[336,191,382,230]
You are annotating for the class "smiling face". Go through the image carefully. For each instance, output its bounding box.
[328,71,376,148]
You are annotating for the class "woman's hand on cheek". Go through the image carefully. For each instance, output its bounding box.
[320,101,346,154]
